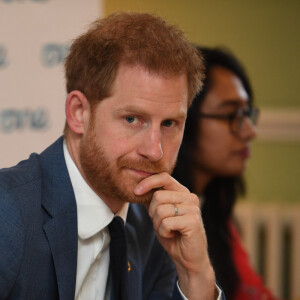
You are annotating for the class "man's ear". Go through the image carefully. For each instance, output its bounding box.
[65,91,90,135]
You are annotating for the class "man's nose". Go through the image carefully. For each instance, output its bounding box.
[137,128,163,161]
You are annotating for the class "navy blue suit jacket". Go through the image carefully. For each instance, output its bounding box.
[0,137,225,300]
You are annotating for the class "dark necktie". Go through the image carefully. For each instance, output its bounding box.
[108,216,128,300]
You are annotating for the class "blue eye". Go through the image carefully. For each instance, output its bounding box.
[125,116,136,123]
[162,119,175,127]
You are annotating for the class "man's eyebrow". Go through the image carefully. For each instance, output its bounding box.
[115,106,187,119]
[114,106,148,114]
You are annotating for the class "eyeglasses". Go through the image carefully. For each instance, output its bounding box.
[197,106,259,135]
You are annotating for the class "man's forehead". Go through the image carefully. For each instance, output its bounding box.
[115,63,187,80]
[112,63,188,95]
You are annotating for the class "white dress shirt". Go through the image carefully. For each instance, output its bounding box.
[63,142,128,300]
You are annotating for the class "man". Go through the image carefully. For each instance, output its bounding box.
[0,13,224,300]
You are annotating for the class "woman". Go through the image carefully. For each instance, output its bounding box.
[172,47,277,299]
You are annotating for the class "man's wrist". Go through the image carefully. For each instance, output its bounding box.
[177,280,222,300]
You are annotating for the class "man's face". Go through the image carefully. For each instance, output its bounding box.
[79,64,188,205]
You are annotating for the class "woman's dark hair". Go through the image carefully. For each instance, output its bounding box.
[172,46,253,298]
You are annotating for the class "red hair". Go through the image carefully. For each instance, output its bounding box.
[65,12,204,107]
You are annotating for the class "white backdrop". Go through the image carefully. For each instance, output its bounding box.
[0,0,102,167]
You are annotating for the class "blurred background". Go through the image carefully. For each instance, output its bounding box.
[1,0,299,299]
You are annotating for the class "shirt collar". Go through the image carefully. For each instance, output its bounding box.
[63,140,128,239]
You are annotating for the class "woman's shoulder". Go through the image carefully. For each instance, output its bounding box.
[228,221,279,300]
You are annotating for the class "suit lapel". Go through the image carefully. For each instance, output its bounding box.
[125,222,142,300]
[40,137,78,300]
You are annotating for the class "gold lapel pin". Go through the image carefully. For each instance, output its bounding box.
[128,261,131,272]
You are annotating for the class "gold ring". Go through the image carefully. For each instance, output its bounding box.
[174,204,178,216]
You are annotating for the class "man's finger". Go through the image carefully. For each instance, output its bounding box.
[134,172,189,195]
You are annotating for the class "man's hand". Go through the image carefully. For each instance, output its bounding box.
[134,172,216,300]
